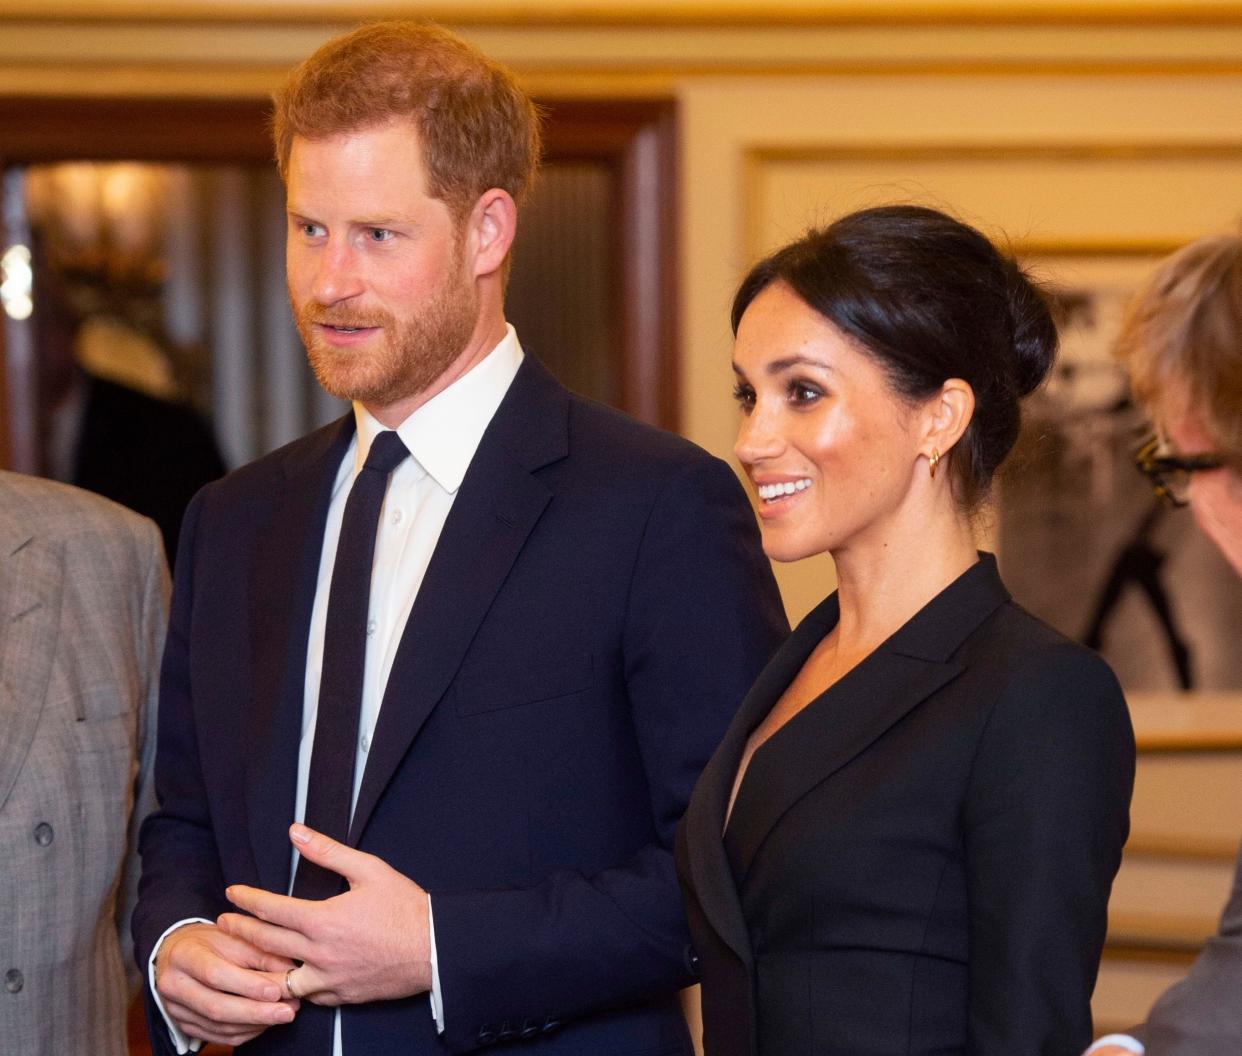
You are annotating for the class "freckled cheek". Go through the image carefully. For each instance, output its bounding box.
[794,418,848,473]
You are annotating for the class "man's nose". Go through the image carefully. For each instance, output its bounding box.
[312,239,365,306]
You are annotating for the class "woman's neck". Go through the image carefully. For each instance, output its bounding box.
[829,505,979,662]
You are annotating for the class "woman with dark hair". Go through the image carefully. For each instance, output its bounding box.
[676,205,1135,1056]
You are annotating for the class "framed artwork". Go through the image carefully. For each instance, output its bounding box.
[998,255,1242,693]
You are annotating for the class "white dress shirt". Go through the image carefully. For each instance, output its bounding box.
[152,326,524,1054]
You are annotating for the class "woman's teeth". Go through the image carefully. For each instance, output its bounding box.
[757,479,811,501]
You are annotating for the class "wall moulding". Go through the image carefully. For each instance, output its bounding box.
[5,0,1242,25]
[5,19,1242,101]
[739,138,1242,273]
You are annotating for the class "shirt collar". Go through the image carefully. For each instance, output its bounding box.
[351,324,524,493]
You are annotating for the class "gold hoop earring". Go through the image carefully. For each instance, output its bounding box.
[928,449,941,480]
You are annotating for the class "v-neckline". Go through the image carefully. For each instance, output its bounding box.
[723,625,882,836]
[721,554,991,837]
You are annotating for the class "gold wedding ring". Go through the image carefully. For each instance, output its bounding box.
[285,966,301,1000]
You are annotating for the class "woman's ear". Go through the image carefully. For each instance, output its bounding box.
[464,188,517,279]
[921,378,975,462]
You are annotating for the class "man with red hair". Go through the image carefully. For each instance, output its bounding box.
[133,21,785,1056]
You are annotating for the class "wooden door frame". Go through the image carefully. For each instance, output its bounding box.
[0,95,678,469]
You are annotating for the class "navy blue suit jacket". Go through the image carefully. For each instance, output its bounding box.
[134,357,788,1055]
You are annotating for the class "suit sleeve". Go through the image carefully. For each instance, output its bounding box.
[430,455,788,1053]
[131,488,231,1052]
[114,514,171,995]
[963,642,1135,1055]
[1127,841,1242,1054]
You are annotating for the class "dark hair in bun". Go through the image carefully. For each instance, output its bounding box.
[731,204,1057,511]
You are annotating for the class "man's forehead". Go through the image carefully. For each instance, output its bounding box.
[290,117,423,157]
[286,120,435,207]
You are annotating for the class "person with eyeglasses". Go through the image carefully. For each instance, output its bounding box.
[1088,233,1242,1056]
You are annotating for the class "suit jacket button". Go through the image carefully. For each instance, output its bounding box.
[683,943,700,973]
[496,1020,516,1042]
[519,1018,540,1040]
[477,1025,496,1045]
[33,823,53,847]
[541,1017,561,1033]
[5,969,23,993]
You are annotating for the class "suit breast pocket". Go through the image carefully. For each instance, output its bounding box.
[70,712,135,755]
[454,653,595,716]
[67,678,136,724]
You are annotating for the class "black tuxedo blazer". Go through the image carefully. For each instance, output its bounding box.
[677,555,1135,1056]
[133,357,788,1055]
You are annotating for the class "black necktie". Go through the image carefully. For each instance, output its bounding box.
[292,429,409,901]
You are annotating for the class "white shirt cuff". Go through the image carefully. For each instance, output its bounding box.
[1087,1035,1146,1055]
[149,918,212,1054]
[428,896,444,1033]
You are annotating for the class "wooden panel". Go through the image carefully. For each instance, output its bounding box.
[1131,692,1242,751]
[1109,855,1236,932]
[0,98,273,164]
[1094,957,1194,1035]
[1131,751,1242,843]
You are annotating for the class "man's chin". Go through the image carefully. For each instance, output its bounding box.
[310,364,427,409]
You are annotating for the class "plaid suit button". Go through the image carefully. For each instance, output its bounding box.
[5,969,22,993]
[33,823,53,847]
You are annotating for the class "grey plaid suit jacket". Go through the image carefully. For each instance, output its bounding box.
[0,471,168,1056]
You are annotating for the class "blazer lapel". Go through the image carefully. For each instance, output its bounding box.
[0,502,63,812]
[349,357,568,845]
[682,598,838,968]
[244,418,355,893]
[724,553,1012,883]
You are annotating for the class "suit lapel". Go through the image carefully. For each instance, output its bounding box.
[0,498,63,812]
[682,598,837,968]
[723,651,963,882]
[724,553,1011,883]
[244,418,355,893]
[349,357,568,845]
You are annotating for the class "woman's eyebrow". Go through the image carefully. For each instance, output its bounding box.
[765,355,833,374]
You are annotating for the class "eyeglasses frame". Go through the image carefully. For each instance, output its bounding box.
[1134,435,1226,508]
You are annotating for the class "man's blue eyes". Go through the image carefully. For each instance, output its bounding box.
[296,225,393,241]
